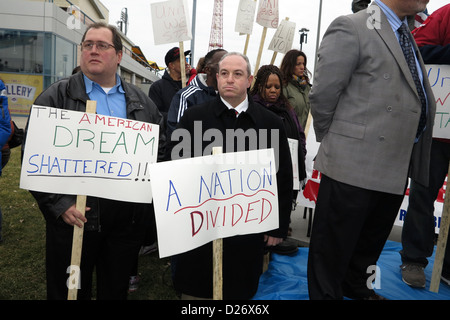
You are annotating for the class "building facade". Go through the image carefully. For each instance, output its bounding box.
[0,0,160,119]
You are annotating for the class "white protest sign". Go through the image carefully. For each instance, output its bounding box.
[297,125,443,233]
[427,65,450,139]
[20,105,159,203]
[235,0,257,35]
[256,0,279,28]
[268,19,296,54]
[149,149,279,258]
[151,0,192,45]
[288,138,300,190]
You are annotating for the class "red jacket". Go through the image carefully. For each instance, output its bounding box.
[413,4,450,144]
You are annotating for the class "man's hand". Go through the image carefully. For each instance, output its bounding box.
[264,235,283,246]
[61,204,90,228]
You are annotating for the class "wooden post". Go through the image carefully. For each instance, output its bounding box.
[252,26,267,89]
[270,52,277,65]
[212,147,223,300]
[243,34,251,55]
[430,164,450,293]
[180,41,187,88]
[67,100,96,300]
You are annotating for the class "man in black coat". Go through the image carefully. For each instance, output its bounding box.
[168,52,293,299]
[148,47,191,124]
[26,22,165,300]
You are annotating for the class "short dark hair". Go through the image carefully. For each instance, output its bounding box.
[81,22,123,53]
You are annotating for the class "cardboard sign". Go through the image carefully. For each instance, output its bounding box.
[268,19,296,54]
[235,0,257,35]
[20,105,159,203]
[288,138,300,190]
[297,122,443,233]
[427,65,450,139]
[256,0,279,28]
[151,0,192,45]
[149,149,279,258]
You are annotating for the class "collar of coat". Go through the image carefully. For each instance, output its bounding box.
[67,71,144,114]
[213,94,258,124]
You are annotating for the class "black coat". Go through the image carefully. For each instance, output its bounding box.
[148,70,182,123]
[28,71,165,229]
[168,95,293,299]
[252,94,307,183]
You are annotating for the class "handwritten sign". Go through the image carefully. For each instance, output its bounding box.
[256,0,279,28]
[268,19,296,54]
[151,0,192,45]
[20,105,159,203]
[148,149,279,258]
[297,125,443,233]
[235,0,257,35]
[288,138,300,190]
[427,65,450,139]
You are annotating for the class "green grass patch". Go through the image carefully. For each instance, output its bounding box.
[0,148,178,300]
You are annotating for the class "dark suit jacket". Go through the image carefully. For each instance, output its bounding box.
[168,95,293,299]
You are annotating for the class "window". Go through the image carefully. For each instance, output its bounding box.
[0,30,44,74]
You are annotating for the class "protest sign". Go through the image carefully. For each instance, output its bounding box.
[256,0,279,28]
[151,0,192,45]
[288,138,300,190]
[297,114,444,234]
[149,149,279,258]
[268,18,296,54]
[252,0,279,84]
[20,105,159,203]
[235,0,257,35]
[427,64,450,139]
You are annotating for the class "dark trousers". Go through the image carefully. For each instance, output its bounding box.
[401,139,450,274]
[45,204,148,300]
[307,175,404,299]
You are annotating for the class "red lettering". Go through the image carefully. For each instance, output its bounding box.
[190,211,203,236]
[232,203,243,226]
[260,198,272,223]
[245,200,259,223]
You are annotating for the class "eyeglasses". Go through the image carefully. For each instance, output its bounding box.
[81,41,115,51]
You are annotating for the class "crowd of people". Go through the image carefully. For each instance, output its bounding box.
[1,0,449,300]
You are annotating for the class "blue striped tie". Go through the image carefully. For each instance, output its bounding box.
[398,23,427,139]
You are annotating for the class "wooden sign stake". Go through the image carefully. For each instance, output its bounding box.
[180,41,187,88]
[243,34,251,55]
[252,26,267,89]
[67,100,97,300]
[212,146,223,300]
[430,164,450,293]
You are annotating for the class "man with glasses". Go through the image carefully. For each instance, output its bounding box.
[25,22,165,300]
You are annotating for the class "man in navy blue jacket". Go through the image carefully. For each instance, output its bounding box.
[166,49,226,141]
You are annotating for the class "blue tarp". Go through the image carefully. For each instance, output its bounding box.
[254,241,450,300]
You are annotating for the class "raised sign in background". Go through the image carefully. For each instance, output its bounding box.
[428,64,450,139]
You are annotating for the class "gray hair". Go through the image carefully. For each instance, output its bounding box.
[218,52,252,77]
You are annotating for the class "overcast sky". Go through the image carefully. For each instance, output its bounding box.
[101,0,448,76]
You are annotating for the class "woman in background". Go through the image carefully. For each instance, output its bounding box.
[250,64,306,255]
[280,49,312,131]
